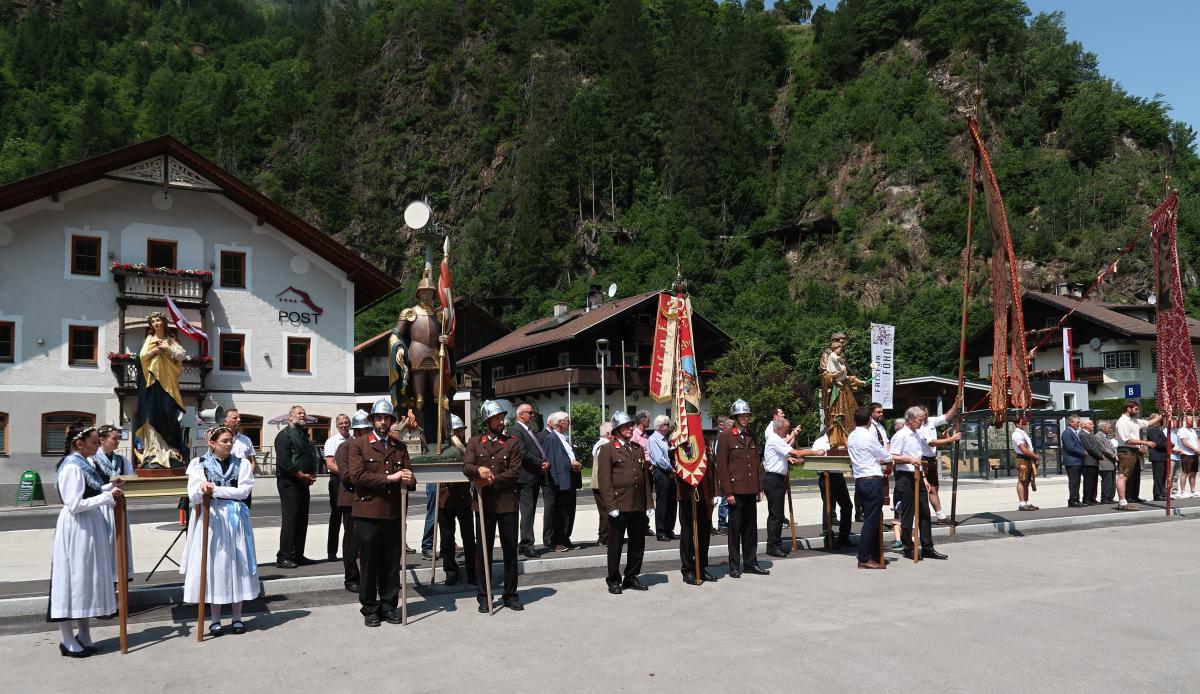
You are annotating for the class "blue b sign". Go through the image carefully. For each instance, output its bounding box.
[1124,384,1142,399]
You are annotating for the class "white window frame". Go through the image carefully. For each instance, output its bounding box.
[1103,350,1140,370]
[491,366,504,387]
[63,227,109,282]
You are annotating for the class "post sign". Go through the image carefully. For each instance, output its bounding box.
[16,470,46,506]
[1123,384,1141,399]
[275,286,324,326]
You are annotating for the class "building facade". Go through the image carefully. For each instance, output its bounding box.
[0,137,396,501]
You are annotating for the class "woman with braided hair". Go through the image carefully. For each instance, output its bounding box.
[94,424,134,579]
[181,426,258,636]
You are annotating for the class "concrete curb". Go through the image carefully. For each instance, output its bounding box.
[4,504,1197,619]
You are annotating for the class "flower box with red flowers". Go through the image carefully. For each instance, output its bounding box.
[108,352,137,363]
[110,262,213,278]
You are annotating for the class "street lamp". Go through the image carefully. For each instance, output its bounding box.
[595,338,610,419]
[565,367,574,440]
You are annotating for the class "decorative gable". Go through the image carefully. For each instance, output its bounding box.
[106,155,221,192]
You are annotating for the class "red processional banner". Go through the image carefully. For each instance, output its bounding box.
[649,293,707,487]
[1151,191,1199,415]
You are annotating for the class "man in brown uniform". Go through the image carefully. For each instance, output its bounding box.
[438,414,477,585]
[348,399,414,627]
[714,399,768,577]
[463,400,524,612]
[335,410,371,593]
[595,411,654,594]
[677,463,719,585]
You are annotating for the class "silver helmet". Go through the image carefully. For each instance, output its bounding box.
[611,411,634,429]
[370,398,397,420]
[450,414,465,431]
[731,399,751,416]
[351,409,372,430]
[480,400,507,424]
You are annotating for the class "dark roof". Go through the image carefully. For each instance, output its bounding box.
[1025,291,1200,341]
[457,290,730,365]
[0,136,397,308]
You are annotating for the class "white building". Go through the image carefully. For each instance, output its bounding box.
[0,137,396,501]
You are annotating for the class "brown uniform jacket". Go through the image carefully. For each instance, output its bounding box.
[595,438,653,513]
[437,481,474,511]
[348,433,412,520]
[462,433,522,514]
[714,426,763,496]
[335,438,357,508]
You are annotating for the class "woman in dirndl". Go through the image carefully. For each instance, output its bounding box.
[181,426,258,636]
[93,424,134,579]
[48,425,123,657]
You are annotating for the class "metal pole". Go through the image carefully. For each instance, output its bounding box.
[600,361,606,419]
[621,339,628,413]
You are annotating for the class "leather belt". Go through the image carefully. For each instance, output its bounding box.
[856,475,884,481]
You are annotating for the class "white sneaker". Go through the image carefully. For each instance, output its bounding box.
[1172,492,1182,499]
[1118,500,1128,508]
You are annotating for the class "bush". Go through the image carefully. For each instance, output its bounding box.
[570,401,603,465]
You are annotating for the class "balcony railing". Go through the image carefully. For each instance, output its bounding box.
[113,267,212,304]
[493,365,648,398]
[111,361,210,392]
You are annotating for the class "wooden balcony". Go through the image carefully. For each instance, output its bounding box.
[493,365,648,398]
[113,267,211,308]
[111,360,211,396]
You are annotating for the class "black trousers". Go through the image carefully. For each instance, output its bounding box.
[1100,469,1116,502]
[327,475,342,558]
[677,494,712,577]
[895,471,934,551]
[854,477,885,564]
[339,506,359,584]
[652,468,677,534]
[817,472,853,544]
[276,475,310,562]
[592,489,610,545]
[354,517,401,616]
[606,511,648,585]
[541,486,577,548]
[1151,459,1168,500]
[763,472,788,551]
[1065,465,1082,503]
[438,506,477,582]
[1082,466,1099,502]
[517,481,541,552]
[727,493,760,571]
[476,510,519,601]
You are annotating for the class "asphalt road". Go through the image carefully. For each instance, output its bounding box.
[3,519,1196,692]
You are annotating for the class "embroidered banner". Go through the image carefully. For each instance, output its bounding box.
[650,292,707,486]
[1151,190,1199,415]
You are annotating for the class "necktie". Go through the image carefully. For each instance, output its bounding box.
[875,423,884,445]
[526,426,546,458]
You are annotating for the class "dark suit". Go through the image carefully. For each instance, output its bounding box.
[347,433,412,617]
[463,433,523,601]
[713,426,764,573]
[539,429,581,549]
[595,438,652,586]
[509,423,546,553]
[1061,425,1086,504]
[1078,429,1102,503]
[1147,426,1169,500]
[274,424,317,563]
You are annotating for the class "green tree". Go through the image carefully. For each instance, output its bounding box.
[570,401,603,465]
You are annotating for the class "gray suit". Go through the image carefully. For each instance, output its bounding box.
[1082,430,1118,502]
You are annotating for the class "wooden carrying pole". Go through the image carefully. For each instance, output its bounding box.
[196,495,211,641]
[785,476,798,552]
[691,492,702,585]
[951,143,978,537]
[115,495,130,654]
[400,487,409,625]
[879,468,891,565]
[1165,418,1174,516]
[473,487,493,615]
[822,471,833,551]
[912,468,921,563]
[430,483,439,585]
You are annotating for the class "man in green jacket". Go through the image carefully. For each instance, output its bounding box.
[275,404,318,568]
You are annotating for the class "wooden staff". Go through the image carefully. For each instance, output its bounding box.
[912,468,921,563]
[473,486,493,615]
[822,471,833,551]
[400,486,409,625]
[785,473,798,552]
[430,483,439,585]
[196,494,211,641]
[115,494,129,654]
[952,138,978,538]
[1166,417,1174,517]
[690,489,702,585]
[879,466,891,565]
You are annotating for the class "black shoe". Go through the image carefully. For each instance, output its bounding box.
[275,559,298,569]
[80,643,98,654]
[208,622,224,637]
[230,621,246,635]
[644,528,655,536]
[384,610,404,624]
[444,571,460,586]
[1131,497,1146,503]
[902,549,915,559]
[1153,496,1165,502]
[728,569,742,578]
[477,601,490,614]
[656,533,670,542]
[1068,501,1083,508]
[924,549,949,560]
[716,527,728,536]
[855,514,864,522]
[767,548,787,558]
[503,597,524,611]
[405,545,417,554]
[520,548,538,559]
[709,528,719,535]
[364,613,382,627]
[344,582,360,593]
[622,577,649,591]
[702,571,720,582]
[744,565,770,576]
[59,643,89,658]
[295,556,317,566]
[666,531,678,540]
[608,583,623,595]
[327,554,338,562]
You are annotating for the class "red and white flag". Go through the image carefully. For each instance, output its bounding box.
[165,294,209,356]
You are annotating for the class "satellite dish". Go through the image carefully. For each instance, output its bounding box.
[1147,293,1157,306]
[606,283,617,298]
[403,200,431,230]
[1088,337,1102,351]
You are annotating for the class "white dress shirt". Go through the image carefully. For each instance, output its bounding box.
[232,433,256,461]
[553,429,575,461]
[323,432,347,459]
[847,427,891,478]
[870,419,890,447]
[1011,428,1033,456]
[917,414,948,457]
[811,434,830,454]
[762,430,793,475]
[890,426,925,472]
[1116,414,1148,446]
